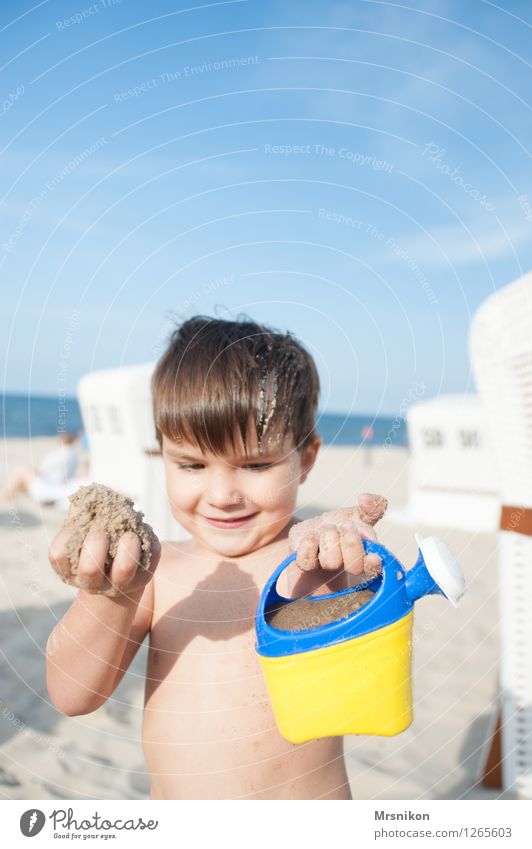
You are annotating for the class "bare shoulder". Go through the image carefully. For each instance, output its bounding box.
[158,539,196,572]
[151,539,200,615]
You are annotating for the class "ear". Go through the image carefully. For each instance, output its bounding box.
[299,436,322,485]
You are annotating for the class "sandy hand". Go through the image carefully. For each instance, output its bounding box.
[288,493,387,579]
[48,484,161,599]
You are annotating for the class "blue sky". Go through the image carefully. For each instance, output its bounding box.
[1,0,531,414]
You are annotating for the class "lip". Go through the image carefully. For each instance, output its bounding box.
[203,513,257,529]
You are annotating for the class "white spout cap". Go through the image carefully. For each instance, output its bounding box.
[414,534,466,608]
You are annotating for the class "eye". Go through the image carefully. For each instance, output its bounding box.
[245,463,273,471]
[177,462,204,471]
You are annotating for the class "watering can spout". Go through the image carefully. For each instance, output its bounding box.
[405,534,466,608]
[405,549,443,604]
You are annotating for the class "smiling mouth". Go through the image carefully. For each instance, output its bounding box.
[203,513,257,529]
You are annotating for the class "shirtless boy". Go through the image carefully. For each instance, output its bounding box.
[46,316,387,800]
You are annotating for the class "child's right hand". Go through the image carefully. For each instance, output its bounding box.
[48,525,161,599]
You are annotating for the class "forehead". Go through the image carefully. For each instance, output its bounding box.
[161,429,296,460]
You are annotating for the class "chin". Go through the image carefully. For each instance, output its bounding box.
[204,536,256,557]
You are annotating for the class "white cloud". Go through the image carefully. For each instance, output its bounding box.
[368,214,530,268]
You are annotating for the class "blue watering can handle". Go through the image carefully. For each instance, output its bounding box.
[264,538,390,606]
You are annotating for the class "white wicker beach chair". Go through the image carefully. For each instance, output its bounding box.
[77,363,189,542]
[470,271,532,798]
[398,395,500,531]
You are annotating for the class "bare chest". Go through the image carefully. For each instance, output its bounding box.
[141,556,349,799]
[145,559,270,711]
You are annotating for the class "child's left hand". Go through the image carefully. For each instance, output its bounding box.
[288,493,387,582]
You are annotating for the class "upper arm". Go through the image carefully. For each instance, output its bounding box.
[111,577,154,691]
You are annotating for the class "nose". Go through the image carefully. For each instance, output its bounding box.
[206,469,244,508]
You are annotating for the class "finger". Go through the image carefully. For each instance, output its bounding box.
[364,552,382,579]
[295,532,319,572]
[109,531,142,590]
[48,523,77,579]
[148,534,162,574]
[317,524,343,571]
[288,525,301,551]
[288,518,318,550]
[356,522,378,542]
[77,526,109,591]
[339,523,365,576]
[357,493,388,526]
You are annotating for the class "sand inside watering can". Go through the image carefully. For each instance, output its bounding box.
[266,588,375,631]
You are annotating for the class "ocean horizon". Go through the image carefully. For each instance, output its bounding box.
[1,393,408,447]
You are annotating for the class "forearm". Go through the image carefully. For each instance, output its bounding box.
[46,589,142,716]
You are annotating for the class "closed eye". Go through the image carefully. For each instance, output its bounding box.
[177,462,204,471]
[245,463,273,471]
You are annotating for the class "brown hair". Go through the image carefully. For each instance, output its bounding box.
[152,315,320,455]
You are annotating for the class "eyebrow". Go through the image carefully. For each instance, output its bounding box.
[164,452,201,460]
[163,449,279,461]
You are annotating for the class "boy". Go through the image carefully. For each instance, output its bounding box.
[46,316,387,800]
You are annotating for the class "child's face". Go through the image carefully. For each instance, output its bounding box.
[161,426,320,558]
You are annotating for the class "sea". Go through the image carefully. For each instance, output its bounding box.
[1,393,408,447]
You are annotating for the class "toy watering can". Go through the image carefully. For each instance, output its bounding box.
[255,535,465,744]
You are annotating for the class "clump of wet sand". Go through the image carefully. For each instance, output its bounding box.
[266,588,375,631]
[64,483,155,583]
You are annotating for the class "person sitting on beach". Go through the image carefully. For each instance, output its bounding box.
[0,431,85,506]
[45,316,387,800]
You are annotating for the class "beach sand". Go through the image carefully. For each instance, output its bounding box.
[0,437,504,800]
